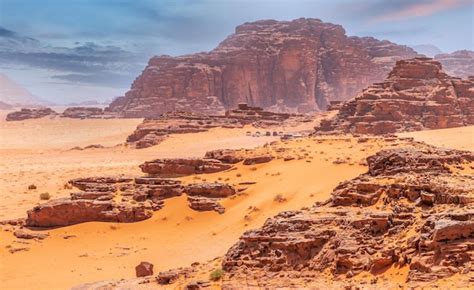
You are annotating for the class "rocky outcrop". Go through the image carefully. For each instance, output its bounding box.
[140,158,232,176]
[435,50,474,79]
[26,198,153,227]
[61,107,119,119]
[185,183,236,198]
[315,58,474,134]
[187,196,226,214]
[135,262,154,277]
[6,107,57,121]
[127,104,308,149]
[25,168,242,226]
[223,146,474,286]
[107,18,418,117]
[61,107,103,119]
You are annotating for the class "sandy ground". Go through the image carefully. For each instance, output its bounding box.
[0,113,473,289]
[398,125,474,151]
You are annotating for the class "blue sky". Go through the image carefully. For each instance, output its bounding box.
[0,0,472,104]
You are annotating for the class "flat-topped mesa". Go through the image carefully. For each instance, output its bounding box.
[107,18,418,117]
[6,107,57,121]
[315,58,474,134]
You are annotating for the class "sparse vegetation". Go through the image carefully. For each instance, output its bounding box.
[209,268,224,281]
[39,192,50,200]
[274,194,287,203]
[28,184,37,190]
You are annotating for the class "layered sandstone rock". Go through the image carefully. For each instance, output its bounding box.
[316,58,474,134]
[435,50,474,79]
[126,104,307,149]
[223,146,474,286]
[107,18,418,117]
[140,158,232,176]
[6,107,57,121]
[25,170,241,226]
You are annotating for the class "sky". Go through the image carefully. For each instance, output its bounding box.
[0,0,473,104]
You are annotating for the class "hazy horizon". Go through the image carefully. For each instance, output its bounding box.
[0,0,472,104]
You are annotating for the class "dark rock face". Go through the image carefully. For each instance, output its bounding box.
[222,146,474,285]
[6,108,57,121]
[107,18,418,117]
[316,58,474,134]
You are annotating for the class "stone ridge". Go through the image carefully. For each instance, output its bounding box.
[316,57,474,134]
[107,18,418,117]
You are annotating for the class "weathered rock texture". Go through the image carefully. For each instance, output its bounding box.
[26,162,242,226]
[6,108,57,121]
[223,146,474,286]
[107,18,418,117]
[435,50,474,79]
[316,58,474,134]
[127,104,310,148]
[140,158,233,177]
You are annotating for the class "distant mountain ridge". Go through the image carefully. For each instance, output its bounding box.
[0,73,50,107]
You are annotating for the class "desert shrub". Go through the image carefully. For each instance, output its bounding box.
[28,184,37,190]
[209,268,224,281]
[39,192,51,200]
[273,194,287,203]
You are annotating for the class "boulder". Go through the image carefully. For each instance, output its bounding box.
[135,261,154,277]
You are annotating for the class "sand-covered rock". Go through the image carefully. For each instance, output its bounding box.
[107,18,418,117]
[140,158,232,176]
[223,146,474,286]
[316,58,474,134]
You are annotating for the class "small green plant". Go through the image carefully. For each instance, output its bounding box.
[209,268,224,281]
[39,192,50,200]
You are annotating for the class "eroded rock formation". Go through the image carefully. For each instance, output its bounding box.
[222,146,474,286]
[107,18,418,117]
[316,58,474,134]
[6,108,57,121]
[127,104,309,149]
[140,158,233,177]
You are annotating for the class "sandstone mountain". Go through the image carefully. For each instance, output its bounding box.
[107,18,419,117]
[316,57,474,134]
[435,50,474,79]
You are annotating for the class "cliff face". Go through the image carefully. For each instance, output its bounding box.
[107,18,419,117]
[316,57,474,134]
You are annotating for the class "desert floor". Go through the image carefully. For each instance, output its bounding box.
[0,112,473,289]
